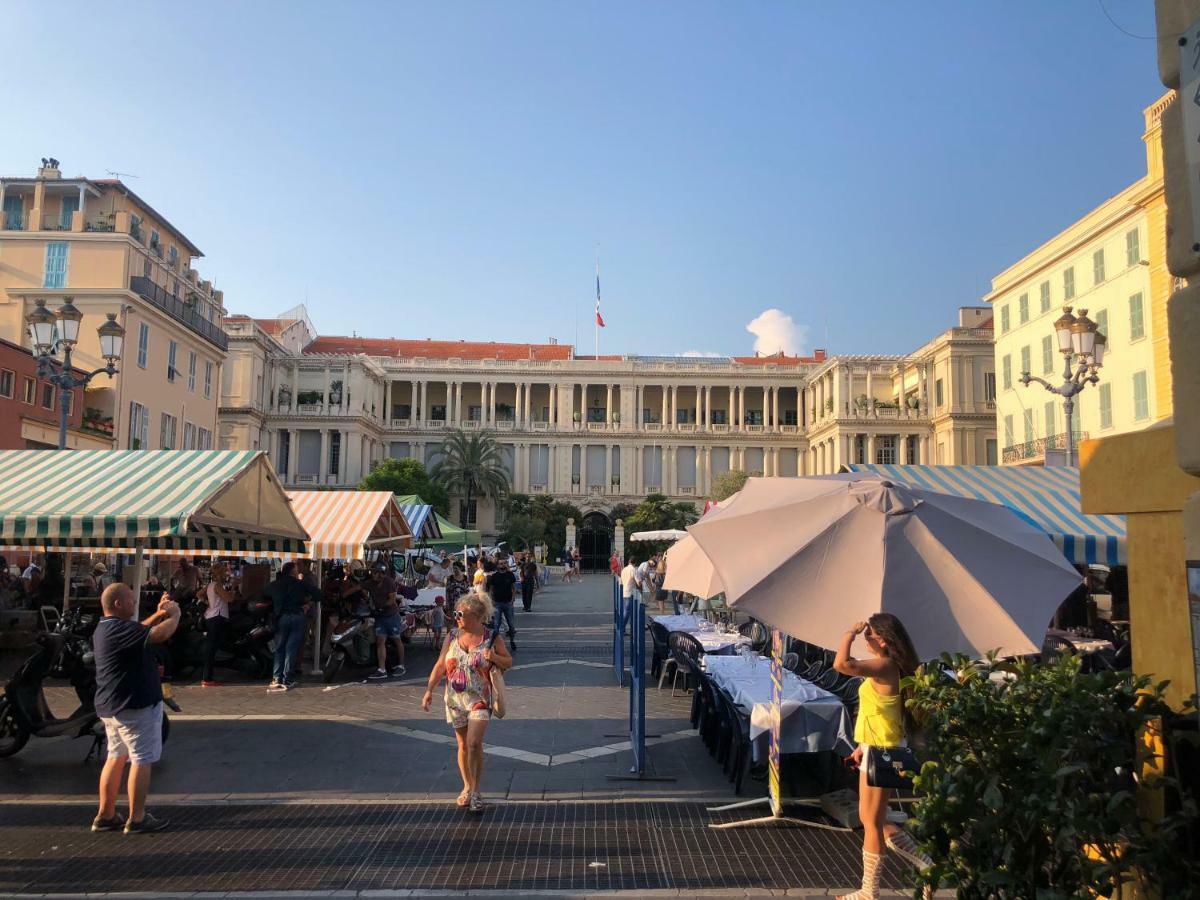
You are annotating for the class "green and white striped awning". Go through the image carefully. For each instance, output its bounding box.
[0,450,309,554]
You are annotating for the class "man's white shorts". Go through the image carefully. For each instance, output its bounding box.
[101,701,163,764]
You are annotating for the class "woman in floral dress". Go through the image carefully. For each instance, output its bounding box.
[421,591,511,812]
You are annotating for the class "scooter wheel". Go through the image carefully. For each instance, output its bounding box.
[323,649,345,684]
[0,698,30,758]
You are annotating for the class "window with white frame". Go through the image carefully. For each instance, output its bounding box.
[137,323,149,369]
[167,340,178,381]
[182,422,197,449]
[1023,409,1034,444]
[187,352,197,392]
[197,427,212,450]
[875,435,896,465]
[41,383,54,410]
[128,402,149,449]
[21,377,34,404]
[204,362,213,399]
[160,413,177,449]
[43,242,68,288]
[0,369,12,399]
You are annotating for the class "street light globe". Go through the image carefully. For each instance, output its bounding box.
[1092,331,1107,368]
[56,297,83,348]
[25,299,57,356]
[1054,307,1076,355]
[97,313,125,363]
[1071,310,1097,358]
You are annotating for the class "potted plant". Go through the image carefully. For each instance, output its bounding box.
[824,398,833,412]
[855,394,871,411]
[572,411,582,425]
[329,380,343,405]
[907,394,920,410]
[571,474,580,485]
[611,474,620,486]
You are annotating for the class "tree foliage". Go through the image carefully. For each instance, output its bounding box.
[430,430,511,527]
[357,457,449,516]
[499,514,544,552]
[907,654,1200,899]
[625,493,698,556]
[708,468,755,502]
[503,493,582,563]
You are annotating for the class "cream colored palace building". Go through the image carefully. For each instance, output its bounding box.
[219,306,996,536]
[987,95,1172,465]
[0,160,227,451]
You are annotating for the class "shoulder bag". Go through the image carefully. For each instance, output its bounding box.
[485,629,507,719]
[865,745,919,789]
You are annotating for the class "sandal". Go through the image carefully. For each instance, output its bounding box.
[468,791,484,813]
[456,789,471,807]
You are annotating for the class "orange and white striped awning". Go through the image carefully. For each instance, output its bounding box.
[216,490,413,560]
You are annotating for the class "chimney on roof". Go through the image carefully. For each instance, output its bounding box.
[38,158,61,180]
[958,306,992,328]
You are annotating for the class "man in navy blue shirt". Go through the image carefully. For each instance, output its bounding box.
[92,583,180,834]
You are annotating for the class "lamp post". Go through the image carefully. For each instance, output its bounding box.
[26,297,125,450]
[1018,305,1105,467]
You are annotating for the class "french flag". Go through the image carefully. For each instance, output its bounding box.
[595,269,605,327]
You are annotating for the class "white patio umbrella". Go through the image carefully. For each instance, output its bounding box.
[662,534,724,599]
[687,476,1081,659]
[628,529,689,541]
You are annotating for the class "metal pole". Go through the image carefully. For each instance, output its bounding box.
[1063,396,1075,468]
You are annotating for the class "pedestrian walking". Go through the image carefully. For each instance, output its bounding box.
[265,562,322,691]
[487,558,518,651]
[521,555,538,611]
[571,547,582,581]
[421,591,511,813]
[91,583,181,834]
[620,555,639,604]
[833,613,930,900]
[609,552,620,577]
[365,562,407,680]
[201,561,234,687]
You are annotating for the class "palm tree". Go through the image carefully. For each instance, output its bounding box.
[431,429,511,528]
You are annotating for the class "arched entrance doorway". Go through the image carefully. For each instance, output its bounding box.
[578,511,613,573]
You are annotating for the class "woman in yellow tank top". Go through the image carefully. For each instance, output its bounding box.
[833,614,926,900]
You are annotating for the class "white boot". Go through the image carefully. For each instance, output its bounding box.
[837,848,882,900]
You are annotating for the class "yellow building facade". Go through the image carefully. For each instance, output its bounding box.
[0,161,227,450]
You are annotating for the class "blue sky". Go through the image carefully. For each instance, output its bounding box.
[3,1,1162,357]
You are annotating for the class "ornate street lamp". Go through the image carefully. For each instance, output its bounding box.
[1019,305,1102,467]
[25,297,125,450]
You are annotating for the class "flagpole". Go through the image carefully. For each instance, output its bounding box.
[595,254,601,359]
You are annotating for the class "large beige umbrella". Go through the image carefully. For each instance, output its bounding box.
[662,534,724,598]
[687,476,1081,659]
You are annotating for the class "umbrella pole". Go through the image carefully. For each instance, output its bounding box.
[130,542,145,596]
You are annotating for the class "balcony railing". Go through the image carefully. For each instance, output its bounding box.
[129,276,227,351]
[461,420,481,430]
[710,423,729,433]
[780,424,798,433]
[678,486,696,495]
[531,420,550,430]
[297,403,321,415]
[1002,431,1088,464]
[390,417,411,428]
[293,473,320,485]
[495,419,515,430]
[677,423,695,432]
[426,419,446,429]
[586,422,607,431]
[642,423,663,432]
[531,484,547,493]
[3,212,25,230]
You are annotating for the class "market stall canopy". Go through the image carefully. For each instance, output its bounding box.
[221,490,412,559]
[688,476,1081,659]
[840,464,1125,566]
[394,494,444,542]
[425,511,482,548]
[0,450,308,554]
[629,529,689,541]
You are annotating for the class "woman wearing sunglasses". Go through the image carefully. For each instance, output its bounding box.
[421,592,512,812]
[834,613,927,900]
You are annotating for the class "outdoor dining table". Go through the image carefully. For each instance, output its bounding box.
[702,654,854,756]
[1046,628,1114,655]
[649,613,750,655]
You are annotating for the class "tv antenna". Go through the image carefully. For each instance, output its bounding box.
[105,169,139,179]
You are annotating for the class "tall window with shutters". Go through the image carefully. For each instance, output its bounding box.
[1095,309,1108,345]
[128,402,149,450]
[1042,335,1054,374]
[1020,345,1031,378]
[187,352,197,392]
[1003,414,1014,447]
[1132,371,1149,421]
[1092,248,1105,285]
[43,242,68,288]
[159,413,177,450]
[137,323,149,369]
[167,341,178,382]
[1063,266,1075,301]
[1023,410,1034,445]
[1018,293,1029,324]
[1000,305,1010,333]
[204,362,213,399]
[1002,355,1012,390]
[1044,401,1056,437]
[1129,293,1145,340]
[1039,281,1051,313]
[1125,228,1140,268]
[1098,383,1113,430]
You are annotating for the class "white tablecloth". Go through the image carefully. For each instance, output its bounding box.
[650,614,749,655]
[702,655,854,755]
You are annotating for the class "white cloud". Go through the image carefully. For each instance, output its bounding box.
[745,308,808,356]
[679,350,723,358]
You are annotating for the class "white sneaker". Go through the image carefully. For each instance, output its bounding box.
[266,681,286,692]
[389,665,407,677]
[368,668,389,680]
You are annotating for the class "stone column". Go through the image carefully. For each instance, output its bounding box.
[866,433,876,465]
[635,443,643,494]
[704,445,712,488]
[489,382,498,425]
[920,435,930,464]
[865,369,874,417]
[771,386,780,431]
[660,386,668,429]
[703,386,711,430]
[319,429,330,483]
[606,383,614,427]
[580,442,589,492]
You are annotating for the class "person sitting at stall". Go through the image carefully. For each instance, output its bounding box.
[427,554,451,586]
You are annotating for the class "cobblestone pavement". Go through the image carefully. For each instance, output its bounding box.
[0,575,913,896]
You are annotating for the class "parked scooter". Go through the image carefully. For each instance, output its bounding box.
[322,613,404,683]
[0,608,172,759]
[162,593,275,681]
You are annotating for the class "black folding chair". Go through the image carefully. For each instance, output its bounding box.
[649,621,672,685]
[738,620,769,654]
[667,631,705,697]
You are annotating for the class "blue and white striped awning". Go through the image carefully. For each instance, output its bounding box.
[397,501,442,542]
[840,464,1126,566]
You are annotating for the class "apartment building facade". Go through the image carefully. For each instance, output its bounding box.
[986,95,1171,465]
[0,161,227,451]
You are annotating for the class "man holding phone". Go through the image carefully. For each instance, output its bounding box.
[92,584,181,834]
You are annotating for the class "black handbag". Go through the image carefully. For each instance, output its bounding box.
[865,745,919,789]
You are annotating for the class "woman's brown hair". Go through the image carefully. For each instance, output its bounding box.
[867,613,920,678]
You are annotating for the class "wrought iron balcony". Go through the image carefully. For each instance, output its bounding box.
[1002,431,1088,464]
[129,276,227,351]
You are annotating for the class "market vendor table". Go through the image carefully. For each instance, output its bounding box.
[702,654,853,755]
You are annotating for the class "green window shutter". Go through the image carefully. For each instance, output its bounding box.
[1132,371,1149,421]
[1129,293,1145,340]
[1042,335,1054,373]
[1098,383,1112,429]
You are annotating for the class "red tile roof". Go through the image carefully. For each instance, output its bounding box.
[304,337,574,361]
